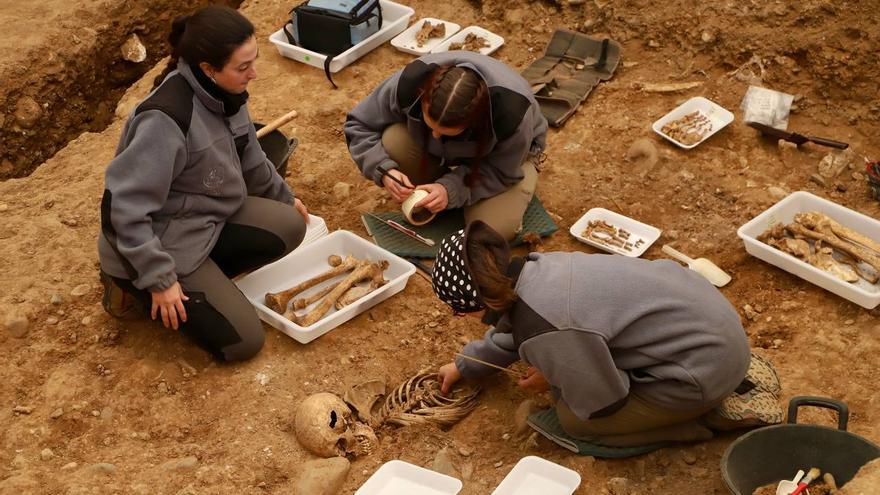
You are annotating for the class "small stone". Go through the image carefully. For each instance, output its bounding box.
[772,339,784,347]
[61,462,78,470]
[427,321,438,328]
[458,447,472,457]
[777,139,798,154]
[47,317,59,325]
[460,461,474,480]
[4,314,29,338]
[50,294,64,307]
[647,40,660,48]
[40,448,55,461]
[50,408,64,419]
[432,448,459,478]
[332,182,352,200]
[70,284,91,297]
[87,463,117,474]
[501,433,510,441]
[767,186,788,200]
[295,457,350,495]
[161,456,199,471]
[682,452,697,465]
[81,316,92,326]
[700,31,716,43]
[608,477,632,495]
[809,173,828,187]
[12,405,33,415]
[91,410,100,417]
[844,319,854,325]
[852,172,864,181]
[493,460,504,468]
[157,382,168,394]
[14,96,42,128]
[120,33,147,63]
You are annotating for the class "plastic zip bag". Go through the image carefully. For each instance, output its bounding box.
[740,86,795,130]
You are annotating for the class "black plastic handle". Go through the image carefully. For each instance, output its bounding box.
[808,136,850,150]
[787,396,849,431]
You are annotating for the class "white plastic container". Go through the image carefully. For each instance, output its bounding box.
[391,18,461,55]
[570,208,662,258]
[235,230,415,343]
[652,96,734,149]
[268,0,414,74]
[356,460,463,495]
[430,26,505,56]
[491,456,581,495]
[737,191,880,309]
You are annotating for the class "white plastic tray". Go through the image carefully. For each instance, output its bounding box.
[652,96,734,149]
[430,26,504,56]
[491,456,581,495]
[235,230,415,343]
[391,18,461,55]
[737,191,880,309]
[356,460,463,495]
[268,0,414,74]
[570,208,662,257]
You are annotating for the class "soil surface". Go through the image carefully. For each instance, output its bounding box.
[1,0,879,494]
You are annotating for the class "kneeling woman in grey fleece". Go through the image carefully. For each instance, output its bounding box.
[434,222,751,447]
[97,7,309,361]
[344,51,548,241]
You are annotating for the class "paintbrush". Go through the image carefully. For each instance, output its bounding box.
[379,168,412,190]
[789,467,821,495]
[361,210,435,246]
[455,353,520,377]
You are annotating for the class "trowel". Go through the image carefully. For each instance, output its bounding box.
[747,121,849,150]
[662,245,732,287]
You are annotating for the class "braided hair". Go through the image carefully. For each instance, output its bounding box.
[152,6,255,89]
[421,66,492,185]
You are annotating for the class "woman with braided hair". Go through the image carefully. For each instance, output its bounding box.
[345,52,548,240]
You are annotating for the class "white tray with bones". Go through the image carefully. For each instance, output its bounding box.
[390,18,461,55]
[235,230,415,343]
[652,96,734,149]
[569,208,661,257]
[738,191,880,309]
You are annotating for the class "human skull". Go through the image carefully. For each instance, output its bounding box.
[294,393,378,458]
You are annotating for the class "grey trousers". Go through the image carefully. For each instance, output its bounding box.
[110,196,306,361]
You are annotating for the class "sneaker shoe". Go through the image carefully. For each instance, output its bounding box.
[100,271,143,320]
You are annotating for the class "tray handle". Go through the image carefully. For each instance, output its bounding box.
[787,396,849,431]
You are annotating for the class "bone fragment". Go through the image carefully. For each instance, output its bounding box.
[265,256,357,313]
[293,261,382,327]
[786,223,880,273]
[291,282,342,313]
[632,81,704,92]
[328,255,343,267]
[795,212,880,255]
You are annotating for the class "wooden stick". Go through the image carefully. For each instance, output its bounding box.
[455,353,520,377]
[256,109,298,139]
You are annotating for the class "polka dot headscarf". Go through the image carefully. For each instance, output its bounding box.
[432,230,484,313]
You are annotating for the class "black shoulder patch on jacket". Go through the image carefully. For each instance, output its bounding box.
[397,60,437,110]
[135,74,194,135]
[489,87,531,142]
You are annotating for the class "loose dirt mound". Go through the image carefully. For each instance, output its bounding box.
[0,0,878,493]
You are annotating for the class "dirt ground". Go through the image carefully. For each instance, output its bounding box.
[1,0,879,493]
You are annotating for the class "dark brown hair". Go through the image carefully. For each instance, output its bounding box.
[466,236,517,312]
[420,66,491,185]
[152,6,255,89]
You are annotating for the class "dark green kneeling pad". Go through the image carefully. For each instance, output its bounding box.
[361,196,558,259]
[527,408,670,458]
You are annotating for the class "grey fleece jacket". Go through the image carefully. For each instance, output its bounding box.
[97,61,293,292]
[344,51,548,209]
[456,252,751,421]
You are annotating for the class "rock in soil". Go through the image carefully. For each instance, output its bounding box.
[4,313,29,338]
[161,456,198,470]
[70,284,91,297]
[295,457,350,495]
[432,447,459,478]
